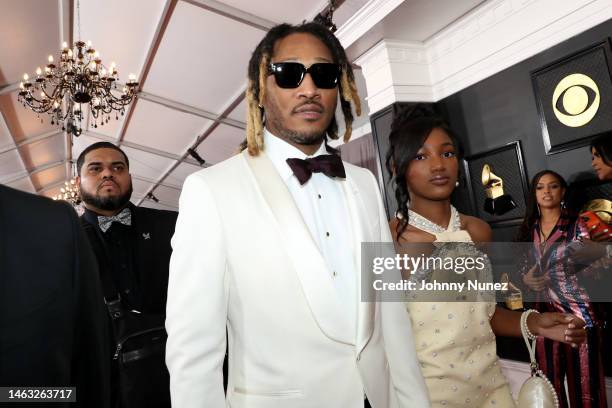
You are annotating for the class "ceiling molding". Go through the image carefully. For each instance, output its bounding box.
[428,0,610,100]
[354,0,612,112]
[335,0,405,48]
[116,0,179,145]
[137,90,246,130]
[181,0,276,31]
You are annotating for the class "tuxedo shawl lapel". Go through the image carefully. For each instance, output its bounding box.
[244,150,354,345]
[341,173,375,355]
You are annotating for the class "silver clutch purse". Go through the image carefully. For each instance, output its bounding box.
[516,312,559,408]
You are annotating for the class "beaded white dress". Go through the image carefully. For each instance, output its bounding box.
[404,207,515,408]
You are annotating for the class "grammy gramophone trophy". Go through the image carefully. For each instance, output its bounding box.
[481,164,517,216]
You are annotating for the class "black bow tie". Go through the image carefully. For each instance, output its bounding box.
[286,154,346,185]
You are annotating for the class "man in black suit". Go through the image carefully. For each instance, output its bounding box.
[76,142,177,408]
[0,184,109,408]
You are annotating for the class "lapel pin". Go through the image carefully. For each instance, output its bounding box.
[142,232,151,240]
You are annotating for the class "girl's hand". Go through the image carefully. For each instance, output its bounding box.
[528,312,587,348]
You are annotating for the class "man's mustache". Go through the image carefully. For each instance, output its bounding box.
[97,179,119,191]
[291,100,324,114]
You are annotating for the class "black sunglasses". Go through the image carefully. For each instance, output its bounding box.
[269,62,341,89]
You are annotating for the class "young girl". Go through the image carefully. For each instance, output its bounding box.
[386,106,587,408]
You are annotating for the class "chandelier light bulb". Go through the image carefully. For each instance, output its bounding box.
[17,30,137,138]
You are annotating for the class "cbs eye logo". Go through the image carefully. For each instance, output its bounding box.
[552,73,600,127]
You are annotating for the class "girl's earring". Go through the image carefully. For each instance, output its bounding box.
[455,180,460,188]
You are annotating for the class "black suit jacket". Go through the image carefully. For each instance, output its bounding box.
[0,185,110,408]
[80,204,178,313]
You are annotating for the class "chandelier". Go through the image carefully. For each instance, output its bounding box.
[53,178,81,206]
[17,0,138,136]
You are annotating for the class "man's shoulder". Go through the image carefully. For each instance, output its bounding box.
[1,184,72,219]
[134,205,178,221]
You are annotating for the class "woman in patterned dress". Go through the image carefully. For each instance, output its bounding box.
[516,170,607,408]
[385,105,587,408]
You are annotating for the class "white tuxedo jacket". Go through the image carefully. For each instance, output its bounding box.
[166,150,429,408]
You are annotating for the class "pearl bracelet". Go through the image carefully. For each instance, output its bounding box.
[521,309,538,340]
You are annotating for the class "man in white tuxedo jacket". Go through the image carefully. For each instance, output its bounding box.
[166,22,429,408]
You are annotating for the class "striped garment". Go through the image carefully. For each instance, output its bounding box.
[526,210,607,408]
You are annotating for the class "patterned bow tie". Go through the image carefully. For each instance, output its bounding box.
[286,154,346,185]
[98,207,132,233]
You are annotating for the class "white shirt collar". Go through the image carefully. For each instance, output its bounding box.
[263,128,328,182]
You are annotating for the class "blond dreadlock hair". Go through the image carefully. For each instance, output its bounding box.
[244,22,361,156]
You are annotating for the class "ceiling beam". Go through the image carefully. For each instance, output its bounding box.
[30,159,67,176]
[137,90,246,130]
[84,130,205,167]
[0,130,63,155]
[132,174,181,191]
[137,194,179,209]
[0,82,20,97]
[5,157,73,187]
[36,178,69,194]
[136,88,245,206]
[116,0,179,146]
[59,0,74,180]
[181,0,276,31]
[0,111,43,193]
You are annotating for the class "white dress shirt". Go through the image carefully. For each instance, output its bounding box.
[263,128,357,340]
